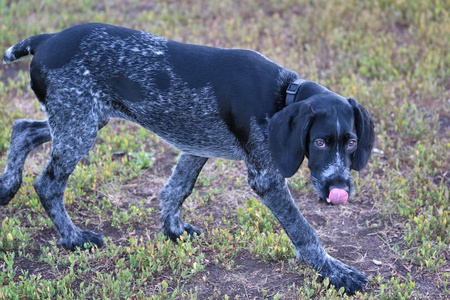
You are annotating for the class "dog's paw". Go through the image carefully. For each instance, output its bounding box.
[319,256,368,294]
[183,223,202,239]
[163,222,202,242]
[0,175,21,205]
[59,230,104,251]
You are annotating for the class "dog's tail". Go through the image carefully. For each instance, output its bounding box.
[3,34,53,64]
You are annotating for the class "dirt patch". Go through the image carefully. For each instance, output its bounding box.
[185,251,305,299]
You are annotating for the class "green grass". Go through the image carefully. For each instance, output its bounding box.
[1,0,449,298]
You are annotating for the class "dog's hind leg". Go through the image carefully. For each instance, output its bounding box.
[33,109,103,251]
[0,120,51,205]
[160,153,208,241]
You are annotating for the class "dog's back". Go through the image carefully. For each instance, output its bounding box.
[3,23,294,158]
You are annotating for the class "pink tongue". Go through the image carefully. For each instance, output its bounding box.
[328,189,348,204]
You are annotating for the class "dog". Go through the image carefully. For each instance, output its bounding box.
[1,23,374,294]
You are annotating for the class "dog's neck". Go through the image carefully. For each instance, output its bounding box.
[285,79,306,106]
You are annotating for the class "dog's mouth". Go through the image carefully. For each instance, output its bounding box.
[311,176,352,205]
[326,188,349,204]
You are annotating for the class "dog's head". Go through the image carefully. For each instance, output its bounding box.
[268,81,374,204]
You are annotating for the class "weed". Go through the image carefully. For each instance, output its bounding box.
[0,218,30,252]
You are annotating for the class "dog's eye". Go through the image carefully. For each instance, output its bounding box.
[347,139,357,148]
[315,139,326,148]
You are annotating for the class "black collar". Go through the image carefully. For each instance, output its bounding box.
[285,78,305,106]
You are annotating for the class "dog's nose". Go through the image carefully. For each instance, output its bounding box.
[328,174,350,193]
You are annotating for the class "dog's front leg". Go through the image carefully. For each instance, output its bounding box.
[246,164,367,294]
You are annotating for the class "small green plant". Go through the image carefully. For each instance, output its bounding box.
[129,149,155,170]
[378,274,417,300]
[0,217,30,252]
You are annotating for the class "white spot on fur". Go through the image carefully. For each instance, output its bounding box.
[336,119,341,153]
[83,70,90,76]
[3,46,15,64]
[39,103,49,120]
[322,163,339,179]
[322,152,346,179]
[321,118,347,179]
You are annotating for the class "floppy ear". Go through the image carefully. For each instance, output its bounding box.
[268,102,315,177]
[348,98,375,171]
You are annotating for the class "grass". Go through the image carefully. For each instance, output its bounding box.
[0,0,449,298]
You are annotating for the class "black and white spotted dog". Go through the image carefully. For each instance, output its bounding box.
[1,23,374,293]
